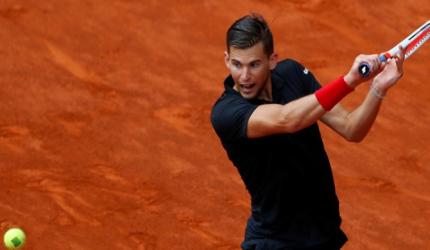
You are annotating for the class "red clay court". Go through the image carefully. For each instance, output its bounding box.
[1,1,430,249]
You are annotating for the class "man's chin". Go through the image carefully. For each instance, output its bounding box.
[240,91,256,99]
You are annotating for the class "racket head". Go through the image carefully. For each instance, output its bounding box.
[389,20,430,59]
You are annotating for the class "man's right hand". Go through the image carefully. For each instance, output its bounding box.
[343,54,382,88]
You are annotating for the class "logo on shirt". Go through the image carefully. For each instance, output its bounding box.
[303,68,309,75]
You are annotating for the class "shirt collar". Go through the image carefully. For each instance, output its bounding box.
[223,75,237,94]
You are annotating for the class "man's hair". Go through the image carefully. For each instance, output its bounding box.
[226,13,274,56]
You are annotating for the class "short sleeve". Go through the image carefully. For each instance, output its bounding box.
[211,94,258,142]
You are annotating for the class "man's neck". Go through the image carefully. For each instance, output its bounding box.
[257,77,273,102]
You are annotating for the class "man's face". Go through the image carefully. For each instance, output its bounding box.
[225,42,277,99]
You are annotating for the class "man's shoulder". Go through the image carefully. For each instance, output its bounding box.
[210,88,257,141]
[274,58,304,75]
[212,89,239,111]
[272,58,321,97]
[277,58,300,66]
[211,89,252,122]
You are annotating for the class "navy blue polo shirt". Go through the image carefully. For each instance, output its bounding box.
[211,59,347,249]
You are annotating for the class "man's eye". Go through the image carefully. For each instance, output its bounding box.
[251,62,260,68]
[233,62,241,68]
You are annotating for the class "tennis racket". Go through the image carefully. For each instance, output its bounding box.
[359,20,430,77]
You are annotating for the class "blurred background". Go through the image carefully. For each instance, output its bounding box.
[0,0,429,249]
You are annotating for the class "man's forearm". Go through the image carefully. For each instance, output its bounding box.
[343,89,384,142]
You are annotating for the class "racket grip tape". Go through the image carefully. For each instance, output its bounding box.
[358,53,390,77]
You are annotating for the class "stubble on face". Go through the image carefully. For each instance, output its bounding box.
[226,42,273,100]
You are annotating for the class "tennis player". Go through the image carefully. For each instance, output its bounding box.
[211,13,404,250]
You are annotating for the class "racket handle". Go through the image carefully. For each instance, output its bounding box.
[358,54,390,77]
[358,62,371,77]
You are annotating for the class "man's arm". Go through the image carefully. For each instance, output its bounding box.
[247,54,382,139]
[247,95,325,138]
[320,95,383,142]
[321,50,405,142]
[247,49,405,139]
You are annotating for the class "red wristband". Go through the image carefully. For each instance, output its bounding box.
[315,76,354,111]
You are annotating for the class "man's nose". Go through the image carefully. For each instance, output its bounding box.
[240,67,251,81]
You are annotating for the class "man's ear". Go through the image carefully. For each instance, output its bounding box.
[224,51,230,69]
[269,52,278,70]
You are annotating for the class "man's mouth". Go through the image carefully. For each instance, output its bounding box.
[240,83,255,91]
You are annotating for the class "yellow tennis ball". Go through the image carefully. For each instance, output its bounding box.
[3,228,26,249]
